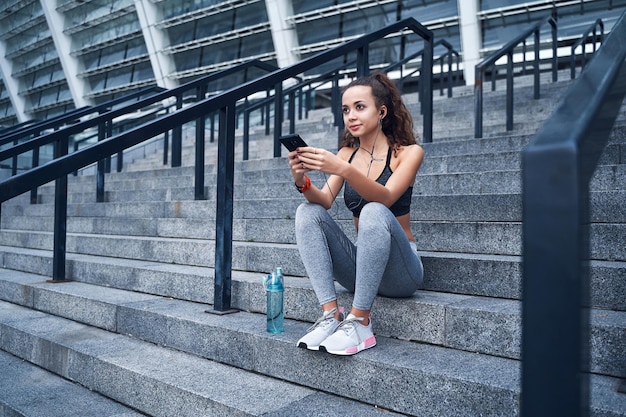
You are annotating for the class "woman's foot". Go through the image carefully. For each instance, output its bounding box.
[319,314,376,355]
[296,307,344,351]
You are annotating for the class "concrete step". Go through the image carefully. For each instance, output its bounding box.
[0,350,145,417]
[0,242,623,313]
[0,275,624,417]
[0,300,397,417]
[20,161,625,207]
[1,212,625,262]
[0,267,624,378]
[4,187,624,223]
[10,134,626,206]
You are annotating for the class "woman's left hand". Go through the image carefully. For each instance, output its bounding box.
[297,147,342,175]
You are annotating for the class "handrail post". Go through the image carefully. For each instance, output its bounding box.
[474,66,484,138]
[551,18,558,82]
[332,76,343,146]
[96,119,106,203]
[171,95,183,167]
[533,29,540,100]
[273,82,283,157]
[30,133,40,204]
[209,112,216,143]
[51,136,69,281]
[116,149,124,172]
[447,51,453,98]
[305,88,311,119]
[264,89,271,136]
[243,109,250,161]
[105,120,113,174]
[357,45,369,77]
[11,138,17,176]
[211,104,237,314]
[522,140,591,417]
[194,85,207,200]
[162,128,169,165]
[297,87,303,120]
[421,33,433,143]
[506,51,514,131]
[288,90,296,134]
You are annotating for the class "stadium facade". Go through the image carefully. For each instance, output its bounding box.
[0,0,624,127]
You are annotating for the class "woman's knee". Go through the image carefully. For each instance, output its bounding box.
[359,202,393,231]
[295,202,326,231]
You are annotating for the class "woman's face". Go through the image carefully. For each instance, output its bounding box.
[341,85,382,139]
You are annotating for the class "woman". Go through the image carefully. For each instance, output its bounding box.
[287,72,424,355]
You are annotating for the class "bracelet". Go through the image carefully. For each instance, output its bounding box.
[295,175,311,193]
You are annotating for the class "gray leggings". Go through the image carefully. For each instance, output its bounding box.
[295,202,424,311]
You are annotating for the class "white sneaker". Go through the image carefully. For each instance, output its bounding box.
[296,307,344,351]
[319,313,376,355]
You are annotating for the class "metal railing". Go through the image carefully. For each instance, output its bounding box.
[240,64,351,158]
[240,38,457,156]
[474,13,558,138]
[0,86,164,147]
[521,10,626,417]
[0,17,434,313]
[0,119,42,138]
[570,18,604,79]
[0,60,278,203]
[385,39,460,114]
[0,86,166,203]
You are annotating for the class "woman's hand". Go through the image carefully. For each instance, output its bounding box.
[288,149,309,184]
[296,147,345,177]
[287,146,349,209]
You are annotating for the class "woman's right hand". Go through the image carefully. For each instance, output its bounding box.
[288,149,308,183]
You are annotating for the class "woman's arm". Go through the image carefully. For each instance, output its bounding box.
[292,143,424,209]
[288,146,351,210]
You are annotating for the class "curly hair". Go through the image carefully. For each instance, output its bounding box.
[339,72,418,151]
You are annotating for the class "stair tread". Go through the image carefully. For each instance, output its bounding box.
[1,259,624,371]
[0,276,624,416]
[0,350,144,417]
[0,300,401,417]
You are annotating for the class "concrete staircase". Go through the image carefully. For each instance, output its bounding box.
[0,72,625,416]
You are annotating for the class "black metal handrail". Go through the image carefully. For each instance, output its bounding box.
[521,10,626,417]
[248,34,449,157]
[0,59,276,161]
[0,119,43,138]
[240,63,353,159]
[0,87,165,186]
[434,43,461,98]
[0,86,164,147]
[0,59,278,202]
[0,86,166,202]
[570,18,604,79]
[474,13,558,138]
[384,39,460,111]
[0,17,434,313]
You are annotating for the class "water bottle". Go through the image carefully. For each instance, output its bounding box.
[265,267,284,333]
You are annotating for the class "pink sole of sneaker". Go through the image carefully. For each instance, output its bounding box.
[321,335,377,356]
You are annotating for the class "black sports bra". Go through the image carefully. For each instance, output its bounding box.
[343,147,413,217]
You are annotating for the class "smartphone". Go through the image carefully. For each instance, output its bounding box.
[280,134,308,152]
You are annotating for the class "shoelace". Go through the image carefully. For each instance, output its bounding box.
[336,315,364,336]
[307,308,338,332]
